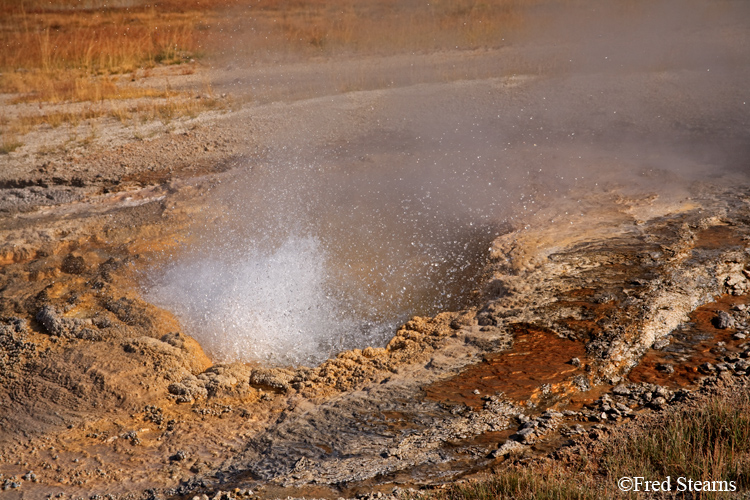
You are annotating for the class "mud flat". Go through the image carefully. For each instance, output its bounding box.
[1,1,750,498]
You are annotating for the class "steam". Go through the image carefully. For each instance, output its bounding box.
[146,235,363,364]
[145,0,750,366]
[145,152,505,366]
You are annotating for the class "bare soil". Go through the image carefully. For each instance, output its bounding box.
[1,1,750,498]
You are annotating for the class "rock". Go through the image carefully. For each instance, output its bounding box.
[542,410,564,419]
[700,362,716,374]
[491,439,525,458]
[570,357,581,367]
[516,427,536,443]
[35,305,95,339]
[713,311,735,329]
[2,479,21,490]
[612,383,631,396]
[170,450,187,461]
[649,397,667,410]
[733,332,747,340]
[615,402,633,415]
[653,338,670,350]
[249,367,294,392]
[654,386,672,399]
[573,374,591,391]
[168,375,208,402]
[656,363,675,374]
[61,253,86,274]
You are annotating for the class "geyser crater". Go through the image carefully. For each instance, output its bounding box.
[143,154,504,366]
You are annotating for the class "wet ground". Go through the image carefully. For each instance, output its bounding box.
[1,1,750,498]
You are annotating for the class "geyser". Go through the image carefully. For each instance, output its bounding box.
[145,0,750,366]
[144,142,509,366]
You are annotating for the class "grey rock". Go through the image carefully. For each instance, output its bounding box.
[168,375,208,402]
[649,397,667,410]
[653,338,670,350]
[612,383,631,396]
[573,374,591,392]
[516,427,537,443]
[713,311,735,329]
[491,439,525,457]
[249,368,294,392]
[35,305,96,339]
[615,403,633,414]
[700,362,716,373]
[656,363,675,374]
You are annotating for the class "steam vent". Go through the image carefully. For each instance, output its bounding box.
[1,0,749,498]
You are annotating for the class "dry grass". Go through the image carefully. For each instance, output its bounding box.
[0,135,23,154]
[407,468,598,500]
[0,0,534,134]
[212,0,531,61]
[1,94,227,140]
[6,75,172,104]
[0,1,206,72]
[0,0,531,84]
[602,395,750,496]
[405,393,750,500]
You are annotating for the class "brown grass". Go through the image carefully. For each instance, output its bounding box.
[405,392,750,500]
[1,93,227,140]
[0,0,532,132]
[0,135,23,154]
[0,0,232,106]
[212,0,530,61]
[6,75,173,104]
[0,1,206,73]
[0,0,531,79]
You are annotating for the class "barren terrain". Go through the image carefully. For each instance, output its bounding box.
[1,0,750,499]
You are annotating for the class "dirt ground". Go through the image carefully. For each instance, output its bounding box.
[1,1,750,498]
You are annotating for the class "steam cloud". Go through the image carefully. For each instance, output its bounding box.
[145,0,750,366]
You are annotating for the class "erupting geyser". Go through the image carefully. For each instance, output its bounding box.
[144,0,750,365]
[143,144,509,366]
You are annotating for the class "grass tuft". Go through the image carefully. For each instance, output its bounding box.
[603,395,750,495]
[0,135,23,154]
[406,393,750,500]
[405,471,597,500]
